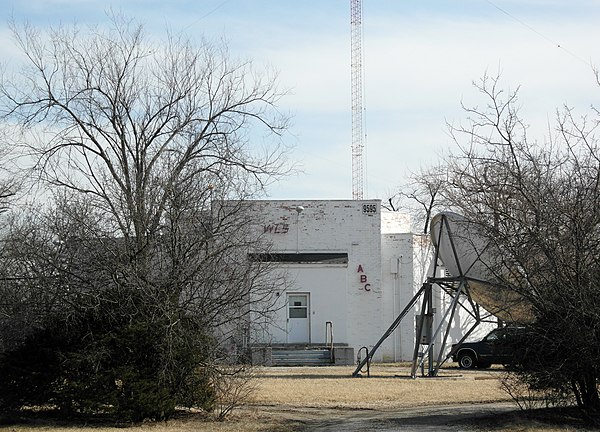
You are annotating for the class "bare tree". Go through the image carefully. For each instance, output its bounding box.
[387,164,448,234]
[429,73,600,420]
[0,123,24,214]
[0,15,289,420]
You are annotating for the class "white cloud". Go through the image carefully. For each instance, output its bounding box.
[4,0,600,201]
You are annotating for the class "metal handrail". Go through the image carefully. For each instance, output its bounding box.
[356,346,370,377]
[325,321,334,362]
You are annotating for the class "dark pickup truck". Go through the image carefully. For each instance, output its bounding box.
[451,327,523,369]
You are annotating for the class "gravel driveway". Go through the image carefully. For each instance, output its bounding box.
[259,402,519,431]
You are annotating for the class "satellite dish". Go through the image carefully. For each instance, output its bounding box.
[430,212,493,281]
[430,212,533,323]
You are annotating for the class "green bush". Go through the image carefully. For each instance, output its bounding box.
[0,310,215,422]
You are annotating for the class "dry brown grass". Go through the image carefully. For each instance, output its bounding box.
[249,363,510,410]
[0,364,581,431]
[1,417,285,432]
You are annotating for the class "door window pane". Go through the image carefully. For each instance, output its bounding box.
[289,307,307,318]
[288,295,307,307]
[288,295,308,318]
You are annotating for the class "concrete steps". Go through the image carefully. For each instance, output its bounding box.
[271,347,333,366]
[251,344,355,366]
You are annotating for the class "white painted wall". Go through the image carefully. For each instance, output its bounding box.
[263,264,348,345]
[245,199,496,364]
[381,210,411,234]
[245,200,386,359]
[379,233,433,361]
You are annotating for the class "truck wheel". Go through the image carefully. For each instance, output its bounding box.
[458,352,476,369]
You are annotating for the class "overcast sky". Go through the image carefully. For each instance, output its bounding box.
[2,1,600,200]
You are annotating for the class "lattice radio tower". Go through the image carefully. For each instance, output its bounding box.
[350,0,365,200]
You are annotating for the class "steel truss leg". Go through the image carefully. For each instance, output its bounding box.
[351,282,428,377]
[411,280,462,377]
[351,213,490,379]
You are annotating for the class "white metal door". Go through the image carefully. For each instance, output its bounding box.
[287,293,310,343]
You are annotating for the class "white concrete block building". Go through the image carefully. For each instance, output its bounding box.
[246,199,493,363]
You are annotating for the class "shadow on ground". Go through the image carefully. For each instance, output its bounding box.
[286,403,594,432]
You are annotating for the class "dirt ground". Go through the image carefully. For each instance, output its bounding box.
[1,363,592,431]
[240,364,588,431]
